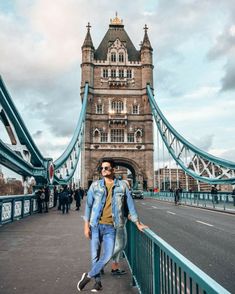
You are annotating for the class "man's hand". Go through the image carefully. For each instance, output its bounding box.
[84,222,91,239]
[136,221,148,232]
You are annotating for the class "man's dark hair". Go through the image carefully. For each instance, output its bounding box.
[100,158,115,168]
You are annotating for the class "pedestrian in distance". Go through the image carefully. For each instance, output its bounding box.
[53,186,58,207]
[36,188,44,213]
[74,187,82,211]
[232,187,235,206]
[77,158,148,292]
[60,186,69,214]
[174,188,180,205]
[44,185,50,212]
[211,186,218,204]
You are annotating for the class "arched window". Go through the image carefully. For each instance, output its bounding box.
[111,52,116,62]
[135,129,142,143]
[111,100,123,113]
[93,128,100,143]
[119,53,124,62]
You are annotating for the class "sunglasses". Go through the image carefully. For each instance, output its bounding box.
[99,166,112,171]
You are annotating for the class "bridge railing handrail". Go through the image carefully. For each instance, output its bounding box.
[125,220,230,294]
[0,193,53,225]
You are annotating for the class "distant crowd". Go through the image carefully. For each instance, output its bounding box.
[35,185,86,214]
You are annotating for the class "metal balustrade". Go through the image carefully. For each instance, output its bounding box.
[144,192,235,213]
[125,221,230,294]
[0,194,53,225]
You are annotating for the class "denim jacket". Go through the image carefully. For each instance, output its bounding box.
[84,178,139,228]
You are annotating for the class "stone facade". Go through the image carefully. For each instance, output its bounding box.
[80,16,154,190]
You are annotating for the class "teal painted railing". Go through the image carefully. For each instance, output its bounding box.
[125,221,230,294]
[0,194,52,225]
[144,191,235,212]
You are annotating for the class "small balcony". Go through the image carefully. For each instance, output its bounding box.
[108,112,128,126]
[108,77,128,87]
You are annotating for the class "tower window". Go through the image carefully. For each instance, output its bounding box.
[96,104,103,114]
[111,52,116,62]
[119,69,124,78]
[127,133,134,143]
[119,53,124,62]
[127,69,132,78]
[103,69,108,78]
[111,69,116,78]
[101,133,108,142]
[111,100,123,113]
[132,105,139,114]
[111,129,124,142]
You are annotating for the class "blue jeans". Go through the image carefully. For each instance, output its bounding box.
[112,220,127,263]
[88,224,116,281]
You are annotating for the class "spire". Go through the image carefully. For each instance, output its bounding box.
[141,24,152,51]
[82,22,94,49]
[110,12,124,27]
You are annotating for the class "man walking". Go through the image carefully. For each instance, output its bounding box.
[77,158,147,292]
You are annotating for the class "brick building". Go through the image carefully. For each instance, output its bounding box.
[80,14,154,189]
[155,168,233,192]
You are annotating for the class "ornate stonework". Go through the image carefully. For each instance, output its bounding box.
[81,16,154,190]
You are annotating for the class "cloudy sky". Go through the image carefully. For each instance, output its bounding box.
[1,0,235,178]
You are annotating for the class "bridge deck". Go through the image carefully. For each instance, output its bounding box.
[0,203,138,294]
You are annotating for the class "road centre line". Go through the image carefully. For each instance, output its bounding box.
[196,220,214,227]
[167,211,176,215]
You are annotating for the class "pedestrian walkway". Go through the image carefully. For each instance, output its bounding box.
[0,204,138,294]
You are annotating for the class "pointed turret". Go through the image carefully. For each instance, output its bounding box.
[81,22,95,87]
[140,24,153,87]
[141,24,153,51]
[82,22,94,49]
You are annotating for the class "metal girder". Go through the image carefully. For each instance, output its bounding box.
[147,84,235,184]
[0,76,45,167]
[53,83,89,184]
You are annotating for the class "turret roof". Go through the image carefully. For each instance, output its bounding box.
[82,22,94,49]
[94,17,140,61]
[141,24,153,51]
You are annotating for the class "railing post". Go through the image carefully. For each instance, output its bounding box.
[153,242,161,294]
[0,200,2,225]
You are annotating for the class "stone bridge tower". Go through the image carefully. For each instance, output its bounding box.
[80,14,154,190]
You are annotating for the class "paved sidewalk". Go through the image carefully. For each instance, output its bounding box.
[0,204,139,294]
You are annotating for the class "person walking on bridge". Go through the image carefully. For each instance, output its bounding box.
[77,158,147,292]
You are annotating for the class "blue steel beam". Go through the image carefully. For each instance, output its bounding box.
[147,84,235,184]
[0,76,45,167]
[0,139,46,178]
[54,83,88,184]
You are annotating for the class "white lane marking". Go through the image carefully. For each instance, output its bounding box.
[151,206,158,209]
[196,220,214,227]
[142,203,146,205]
[167,211,176,215]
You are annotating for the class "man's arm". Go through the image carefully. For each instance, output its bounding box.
[84,220,91,239]
[125,185,148,231]
[135,221,148,232]
[83,184,94,238]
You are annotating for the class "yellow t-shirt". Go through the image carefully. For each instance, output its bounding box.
[99,182,114,225]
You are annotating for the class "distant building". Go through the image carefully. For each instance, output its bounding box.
[154,168,232,192]
[6,177,18,184]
